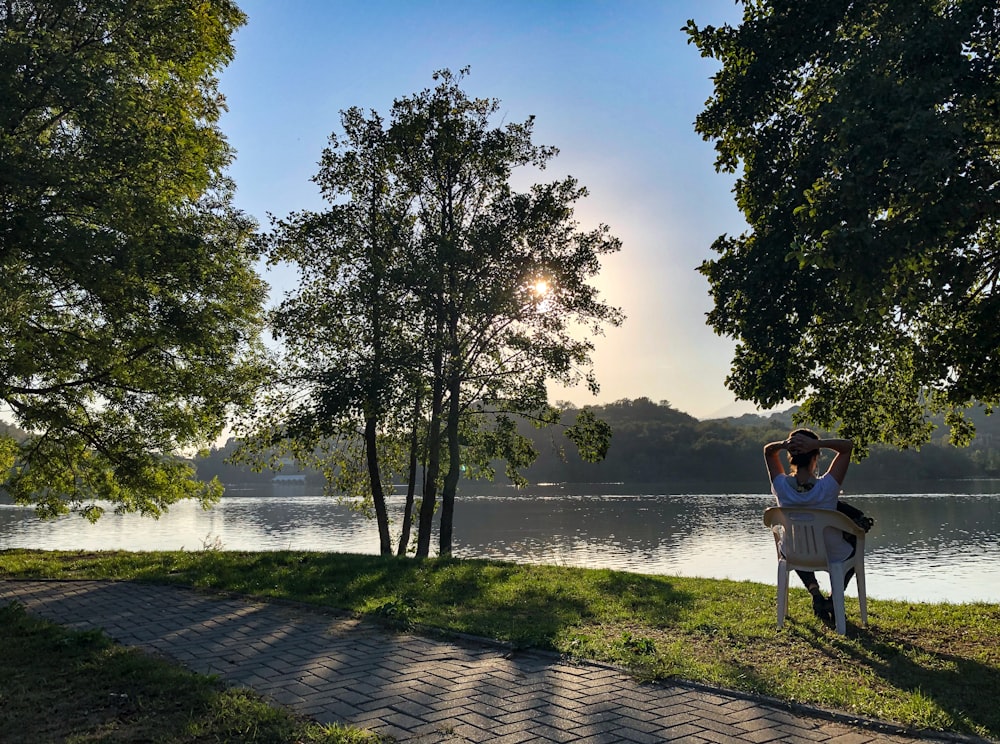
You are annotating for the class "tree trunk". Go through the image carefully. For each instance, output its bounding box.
[363,177,392,555]
[396,390,422,556]
[415,395,442,557]
[364,415,393,555]
[416,330,445,558]
[439,368,462,557]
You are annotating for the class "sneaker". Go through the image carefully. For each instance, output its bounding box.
[812,593,833,622]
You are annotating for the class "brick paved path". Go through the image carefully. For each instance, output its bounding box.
[0,580,963,743]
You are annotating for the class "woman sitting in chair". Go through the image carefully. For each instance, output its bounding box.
[764,428,857,622]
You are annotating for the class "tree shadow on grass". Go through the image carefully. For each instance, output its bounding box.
[588,570,698,622]
[254,556,699,650]
[789,614,1000,739]
[405,561,697,647]
[854,635,998,738]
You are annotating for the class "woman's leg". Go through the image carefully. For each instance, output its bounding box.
[795,570,833,620]
[795,570,819,591]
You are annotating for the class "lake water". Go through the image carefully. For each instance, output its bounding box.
[1,484,998,605]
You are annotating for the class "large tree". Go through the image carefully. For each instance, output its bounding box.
[0,1,267,519]
[685,1,1000,451]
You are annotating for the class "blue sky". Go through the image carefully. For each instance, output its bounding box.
[217,0,754,419]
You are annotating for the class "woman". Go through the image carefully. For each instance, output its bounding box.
[763,428,857,621]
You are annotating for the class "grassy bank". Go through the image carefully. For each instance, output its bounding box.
[2,550,998,741]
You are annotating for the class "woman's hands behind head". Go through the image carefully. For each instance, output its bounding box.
[787,432,820,456]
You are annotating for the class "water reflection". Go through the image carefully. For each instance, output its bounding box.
[1,489,997,604]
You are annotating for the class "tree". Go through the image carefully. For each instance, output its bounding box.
[390,69,623,556]
[252,106,419,555]
[685,1,1000,451]
[0,1,267,519]
[258,69,622,557]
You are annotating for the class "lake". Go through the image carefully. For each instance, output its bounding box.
[1,483,998,604]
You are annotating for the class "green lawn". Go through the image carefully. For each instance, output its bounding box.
[2,549,998,740]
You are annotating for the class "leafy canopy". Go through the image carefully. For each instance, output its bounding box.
[686,1,1000,451]
[0,0,267,518]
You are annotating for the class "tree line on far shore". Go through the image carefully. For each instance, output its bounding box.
[188,398,1000,490]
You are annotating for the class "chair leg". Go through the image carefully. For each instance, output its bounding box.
[776,559,789,630]
[829,564,847,635]
[855,561,867,628]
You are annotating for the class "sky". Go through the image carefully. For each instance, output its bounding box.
[216,0,756,420]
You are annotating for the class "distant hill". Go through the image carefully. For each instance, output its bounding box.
[516,399,1000,487]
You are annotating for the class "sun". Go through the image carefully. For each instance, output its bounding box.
[531,279,549,296]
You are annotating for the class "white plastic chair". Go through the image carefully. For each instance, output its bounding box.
[762,506,868,635]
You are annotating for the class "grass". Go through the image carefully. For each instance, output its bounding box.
[0,599,384,743]
[2,549,999,741]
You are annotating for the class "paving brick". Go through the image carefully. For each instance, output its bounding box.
[417,704,468,723]
[587,680,636,697]
[484,731,537,744]
[569,718,639,738]
[617,704,664,724]
[458,710,507,731]
[721,697,764,712]
[573,706,631,724]
[825,732,886,744]
[649,698,701,717]
[463,699,508,718]
[450,722,493,743]
[698,726,752,743]
[505,685,568,703]
[495,708,541,725]
[299,699,359,719]
[738,728,787,744]
[616,726,681,744]
[721,705,772,725]
[407,720,453,739]
[370,723,418,742]
[531,703,588,726]
[350,706,399,725]
[530,725,585,743]
[564,735,630,744]
[467,683,514,702]
[659,722,709,739]
[481,720,540,738]
[773,723,832,741]
[691,716,750,738]
[382,710,427,731]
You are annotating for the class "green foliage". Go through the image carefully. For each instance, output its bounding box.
[460,411,539,486]
[685,1,1000,449]
[0,1,268,517]
[0,434,16,475]
[565,408,613,462]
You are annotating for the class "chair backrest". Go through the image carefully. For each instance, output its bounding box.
[763,507,864,569]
